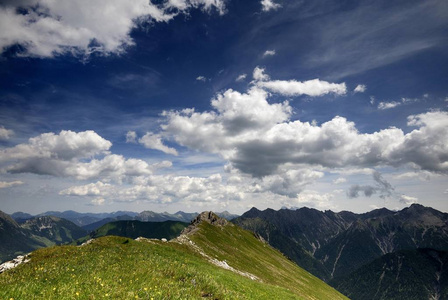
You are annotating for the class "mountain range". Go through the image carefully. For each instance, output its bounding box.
[2,204,448,299]
[233,203,448,299]
[11,210,238,230]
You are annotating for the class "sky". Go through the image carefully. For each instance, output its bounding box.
[0,0,447,215]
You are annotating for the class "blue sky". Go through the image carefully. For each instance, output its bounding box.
[0,0,447,214]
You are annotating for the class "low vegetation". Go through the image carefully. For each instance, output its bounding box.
[1,214,347,299]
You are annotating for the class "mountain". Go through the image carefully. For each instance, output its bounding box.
[10,212,33,223]
[136,210,197,222]
[0,211,89,263]
[20,216,87,244]
[331,248,448,300]
[0,212,347,299]
[215,210,239,220]
[80,215,135,232]
[234,204,448,281]
[0,211,47,263]
[36,210,140,227]
[81,220,188,242]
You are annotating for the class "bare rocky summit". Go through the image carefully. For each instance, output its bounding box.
[181,211,230,235]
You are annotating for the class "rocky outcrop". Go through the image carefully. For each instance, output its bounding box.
[0,254,30,274]
[181,211,230,235]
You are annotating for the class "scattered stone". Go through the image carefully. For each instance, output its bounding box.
[0,254,30,274]
[80,239,94,246]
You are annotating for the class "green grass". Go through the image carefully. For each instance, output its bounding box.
[1,236,303,299]
[190,222,347,300]
[1,222,348,299]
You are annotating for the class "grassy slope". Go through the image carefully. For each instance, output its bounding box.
[189,222,347,300]
[0,222,347,299]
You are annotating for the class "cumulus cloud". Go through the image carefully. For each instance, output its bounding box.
[126,131,137,143]
[294,190,336,210]
[0,130,172,181]
[60,181,111,196]
[263,50,276,57]
[0,126,14,140]
[354,84,366,93]
[253,67,347,97]
[139,132,178,155]
[261,0,281,12]
[0,180,24,189]
[0,130,111,161]
[60,173,246,204]
[253,67,270,81]
[254,168,324,197]
[159,78,448,178]
[0,0,225,58]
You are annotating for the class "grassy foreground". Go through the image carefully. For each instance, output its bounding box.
[1,221,348,299]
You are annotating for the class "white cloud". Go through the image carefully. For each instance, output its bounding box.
[254,67,347,97]
[0,126,14,140]
[0,130,111,162]
[370,96,375,105]
[252,67,270,81]
[0,0,226,58]
[354,84,366,93]
[394,171,433,181]
[261,0,281,12]
[293,190,336,210]
[378,97,420,110]
[91,197,106,206]
[126,131,137,143]
[398,194,418,205]
[378,101,401,110]
[196,76,207,82]
[0,180,24,189]
[60,181,111,196]
[0,130,173,181]
[235,74,247,82]
[333,177,347,184]
[139,132,178,156]
[159,81,448,178]
[263,50,276,57]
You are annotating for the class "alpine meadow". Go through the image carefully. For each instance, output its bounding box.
[1,0,448,299]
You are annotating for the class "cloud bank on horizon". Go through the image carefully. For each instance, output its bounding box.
[0,0,447,214]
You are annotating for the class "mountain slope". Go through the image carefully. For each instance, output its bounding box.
[233,216,331,280]
[181,212,346,299]
[331,248,448,300]
[0,211,49,263]
[21,216,87,245]
[0,212,347,299]
[235,204,448,281]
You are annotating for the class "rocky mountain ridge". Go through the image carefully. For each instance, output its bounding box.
[234,204,448,281]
